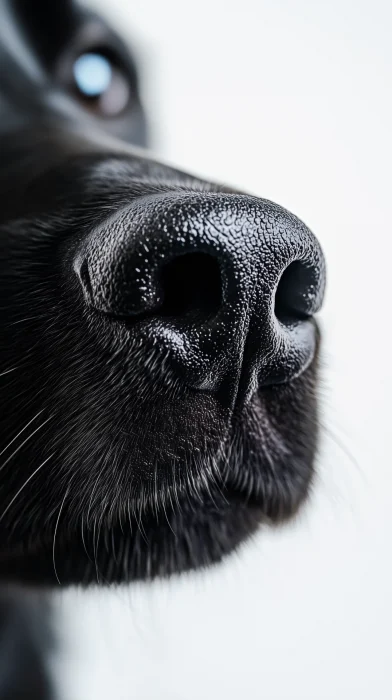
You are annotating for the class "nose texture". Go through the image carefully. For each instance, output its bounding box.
[75,192,325,407]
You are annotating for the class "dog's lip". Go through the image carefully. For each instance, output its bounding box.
[0,471,309,586]
[0,488,264,578]
[0,366,318,585]
[0,364,315,563]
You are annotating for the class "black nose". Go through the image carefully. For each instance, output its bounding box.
[75,192,325,407]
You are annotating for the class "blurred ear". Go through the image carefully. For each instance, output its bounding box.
[9,0,80,64]
[11,0,76,27]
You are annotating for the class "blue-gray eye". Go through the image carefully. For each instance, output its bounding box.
[73,53,112,97]
[72,52,131,117]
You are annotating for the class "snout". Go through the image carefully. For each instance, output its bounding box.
[0,0,327,586]
[75,192,325,408]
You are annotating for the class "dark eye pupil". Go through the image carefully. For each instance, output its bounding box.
[73,53,112,97]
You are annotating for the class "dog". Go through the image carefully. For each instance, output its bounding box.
[1,0,325,584]
[0,0,325,692]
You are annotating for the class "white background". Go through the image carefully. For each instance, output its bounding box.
[52,1,392,698]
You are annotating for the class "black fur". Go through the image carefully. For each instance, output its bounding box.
[0,0,326,587]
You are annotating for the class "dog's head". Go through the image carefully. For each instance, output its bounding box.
[0,0,326,585]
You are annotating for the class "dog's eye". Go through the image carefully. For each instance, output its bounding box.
[72,51,131,117]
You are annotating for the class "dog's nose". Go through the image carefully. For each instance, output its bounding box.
[75,192,325,406]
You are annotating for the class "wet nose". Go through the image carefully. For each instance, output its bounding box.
[75,192,326,407]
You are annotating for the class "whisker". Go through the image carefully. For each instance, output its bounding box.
[0,409,44,457]
[93,517,104,584]
[0,367,17,378]
[0,453,54,522]
[0,415,52,472]
[81,514,94,565]
[10,317,41,325]
[52,484,70,585]
[320,420,365,478]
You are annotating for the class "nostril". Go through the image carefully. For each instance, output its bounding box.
[159,252,222,319]
[274,260,319,324]
[79,259,93,303]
